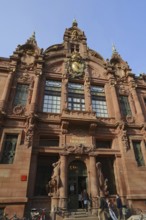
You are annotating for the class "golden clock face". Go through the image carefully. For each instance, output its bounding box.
[71,61,82,73]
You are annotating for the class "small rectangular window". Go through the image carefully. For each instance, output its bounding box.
[96,140,112,149]
[13,84,29,106]
[39,136,59,147]
[0,134,18,164]
[119,96,132,116]
[133,141,145,166]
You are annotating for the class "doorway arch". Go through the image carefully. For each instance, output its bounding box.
[68,160,87,209]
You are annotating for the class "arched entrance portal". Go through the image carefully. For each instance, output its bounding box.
[68,160,87,210]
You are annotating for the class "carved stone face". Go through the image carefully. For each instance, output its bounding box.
[21,52,35,66]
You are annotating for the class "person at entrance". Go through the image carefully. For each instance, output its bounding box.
[82,189,89,211]
[78,193,83,208]
[116,194,123,220]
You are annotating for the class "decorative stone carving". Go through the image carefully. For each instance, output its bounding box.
[61,121,69,134]
[71,30,79,41]
[118,122,130,151]
[126,115,135,123]
[25,113,38,147]
[62,109,96,120]
[66,52,86,78]
[121,130,130,151]
[17,72,32,82]
[25,126,34,147]
[84,75,91,92]
[64,144,95,154]
[13,105,25,115]
[89,123,97,135]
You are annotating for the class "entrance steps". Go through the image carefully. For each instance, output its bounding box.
[64,209,98,220]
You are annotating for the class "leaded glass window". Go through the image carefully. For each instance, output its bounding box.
[13,84,29,106]
[0,134,18,164]
[91,86,108,117]
[43,80,61,113]
[119,96,132,116]
[68,83,85,111]
[133,141,145,166]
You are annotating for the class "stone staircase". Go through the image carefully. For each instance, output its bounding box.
[64,209,98,220]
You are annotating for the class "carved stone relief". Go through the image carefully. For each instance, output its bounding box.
[64,144,95,154]
[13,105,25,115]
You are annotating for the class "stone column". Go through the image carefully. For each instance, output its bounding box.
[0,71,14,111]
[106,80,121,120]
[89,155,98,214]
[61,62,68,111]
[84,70,92,111]
[30,74,40,113]
[59,153,68,210]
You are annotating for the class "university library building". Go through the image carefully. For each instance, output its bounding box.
[0,20,146,219]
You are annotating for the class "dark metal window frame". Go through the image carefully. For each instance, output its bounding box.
[0,134,18,164]
[119,95,132,116]
[132,141,145,167]
[68,83,85,111]
[43,80,61,113]
[91,86,108,117]
[13,84,29,107]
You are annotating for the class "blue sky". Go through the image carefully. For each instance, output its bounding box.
[0,0,146,75]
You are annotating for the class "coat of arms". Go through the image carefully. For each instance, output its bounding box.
[66,52,86,78]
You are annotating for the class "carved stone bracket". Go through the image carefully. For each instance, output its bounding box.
[61,121,69,134]
[25,126,34,147]
[126,115,135,124]
[118,122,130,151]
[121,130,130,151]
[89,123,97,135]
[63,144,95,155]
[25,113,38,147]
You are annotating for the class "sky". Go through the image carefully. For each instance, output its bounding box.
[0,0,146,75]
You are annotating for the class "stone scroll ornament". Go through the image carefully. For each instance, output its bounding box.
[66,51,86,78]
[96,162,109,197]
[64,144,95,154]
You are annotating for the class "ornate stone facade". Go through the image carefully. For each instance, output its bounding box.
[0,21,146,219]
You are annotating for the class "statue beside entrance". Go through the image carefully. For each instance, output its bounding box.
[96,162,109,197]
[46,159,61,196]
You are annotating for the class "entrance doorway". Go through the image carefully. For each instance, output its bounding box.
[68,160,87,210]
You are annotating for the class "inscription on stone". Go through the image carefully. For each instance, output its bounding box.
[69,136,86,144]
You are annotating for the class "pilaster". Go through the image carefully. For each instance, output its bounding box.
[59,153,68,210]
[89,154,98,214]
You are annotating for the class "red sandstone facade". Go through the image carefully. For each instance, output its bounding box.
[0,21,146,218]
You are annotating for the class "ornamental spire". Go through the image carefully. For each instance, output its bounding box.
[112,43,118,54]
[72,18,78,27]
[26,31,37,46]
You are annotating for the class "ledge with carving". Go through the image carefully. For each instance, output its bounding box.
[33,147,63,154]
[61,109,97,121]
[63,144,95,155]
[96,117,117,127]
[37,112,61,122]
[90,148,121,157]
